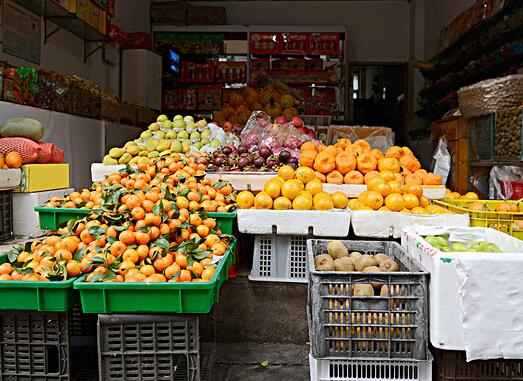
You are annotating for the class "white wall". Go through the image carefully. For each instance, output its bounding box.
[188,1,411,63]
[0,0,151,93]
[424,0,475,59]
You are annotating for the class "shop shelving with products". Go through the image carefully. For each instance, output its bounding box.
[153,25,349,122]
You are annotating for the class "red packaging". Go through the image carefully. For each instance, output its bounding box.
[0,137,41,164]
[281,33,310,55]
[309,33,340,55]
[182,61,215,83]
[122,32,152,50]
[250,32,282,55]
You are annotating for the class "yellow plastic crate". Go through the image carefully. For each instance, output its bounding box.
[433,199,523,239]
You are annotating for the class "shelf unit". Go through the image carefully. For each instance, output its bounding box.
[153,24,349,122]
[418,0,523,120]
[10,0,109,61]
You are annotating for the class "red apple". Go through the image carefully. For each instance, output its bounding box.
[291,116,303,128]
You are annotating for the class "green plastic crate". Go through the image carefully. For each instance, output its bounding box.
[74,242,236,313]
[208,211,236,234]
[34,206,90,230]
[0,254,78,312]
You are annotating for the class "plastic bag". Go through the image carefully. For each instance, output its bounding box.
[328,125,394,153]
[431,137,451,185]
[489,166,523,200]
[240,111,312,155]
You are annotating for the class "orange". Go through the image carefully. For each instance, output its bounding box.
[211,242,227,256]
[358,190,383,210]
[331,192,348,209]
[80,230,94,244]
[136,245,149,260]
[118,260,135,275]
[374,182,392,197]
[419,195,430,208]
[402,194,419,209]
[253,192,273,209]
[387,180,403,194]
[264,179,281,199]
[189,261,204,277]
[0,154,3,168]
[410,207,426,214]
[364,171,380,184]
[140,265,155,277]
[281,180,303,201]
[403,184,423,199]
[175,254,188,269]
[196,225,210,238]
[278,165,295,181]
[178,269,192,282]
[164,264,181,280]
[461,192,479,200]
[66,260,81,277]
[122,249,139,263]
[55,249,72,261]
[236,191,254,209]
[384,193,405,212]
[295,166,316,184]
[379,170,396,182]
[378,206,391,211]
[145,274,166,283]
[110,241,127,257]
[304,179,323,196]
[131,207,145,221]
[126,195,142,209]
[119,230,136,245]
[135,231,150,245]
[292,194,313,210]
[201,267,215,281]
[378,157,400,173]
[313,195,334,211]
[5,151,22,168]
[366,176,385,191]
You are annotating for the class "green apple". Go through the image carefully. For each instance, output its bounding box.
[170,140,182,153]
[161,120,173,129]
[148,122,160,131]
[470,241,490,252]
[177,130,189,140]
[486,243,502,253]
[173,114,183,121]
[201,138,210,145]
[165,130,177,140]
[190,131,201,141]
[210,138,221,148]
[173,120,185,130]
[194,141,204,149]
[184,115,194,123]
[157,114,168,122]
[140,130,152,140]
[201,129,212,139]
[196,119,207,128]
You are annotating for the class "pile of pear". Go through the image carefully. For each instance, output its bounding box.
[102,114,223,165]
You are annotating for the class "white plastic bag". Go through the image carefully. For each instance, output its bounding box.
[432,137,451,185]
[489,165,523,199]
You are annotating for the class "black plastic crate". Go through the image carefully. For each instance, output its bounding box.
[0,311,70,380]
[433,348,523,381]
[0,191,13,243]
[68,304,97,337]
[98,314,203,381]
[308,240,429,361]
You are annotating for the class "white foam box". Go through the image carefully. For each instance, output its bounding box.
[91,163,126,182]
[351,210,469,238]
[237,209,350,237]
[12,188,74,238]
[205,172,277,192]
[323,184,446,199]
[309,352,432,381]
[0,169,21,190]
[401,226,523,350]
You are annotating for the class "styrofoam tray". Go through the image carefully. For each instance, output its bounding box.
[0,169,21,190]
[351,210,469,238]
[401,226,523,351]
[323,184,446,199]
[91,163,126,182]
[237,209,350,237]
[13,188,74,238]
[309,352,433,381]
[205,172,277,191]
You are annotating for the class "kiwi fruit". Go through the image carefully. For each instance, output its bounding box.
[354,255,378,271]
[379,258,399,272]
[362,266,380,273]
[374,253,390,265]
[327,241,349,259]
[334,257,354,272]
[353,284,374,296]
[349,251,363,262]
[315,254,335,271]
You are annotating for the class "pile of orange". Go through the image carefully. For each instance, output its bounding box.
[0,151,23,169]
[299,139,443,187]
[236,165,349,211]
[349,178,450,214]
[44,154,236,213]
[1,156,235,283]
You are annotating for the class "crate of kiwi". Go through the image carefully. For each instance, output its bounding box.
[307,239,429,360]
[494,106,523,161]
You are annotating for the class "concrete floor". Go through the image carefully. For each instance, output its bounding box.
[213,343,310,381]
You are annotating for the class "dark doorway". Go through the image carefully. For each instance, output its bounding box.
[349,64,408,145]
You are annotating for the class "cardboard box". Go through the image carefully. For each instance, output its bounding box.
[15,164,70,193]
[77,0,107,34]
[13,188,74,238]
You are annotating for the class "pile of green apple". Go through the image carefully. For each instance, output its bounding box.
[102,115,225,165]
[423,235,502,253]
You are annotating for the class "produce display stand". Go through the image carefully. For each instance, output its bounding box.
[0,253,78,312]
[434,199,523,239]
[402,226,523,351]
[91,163,126,182]
[74,243,235,313]
[350,210,470,239]
[307,240,429,361]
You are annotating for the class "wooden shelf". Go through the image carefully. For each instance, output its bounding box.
[470,160,523,167]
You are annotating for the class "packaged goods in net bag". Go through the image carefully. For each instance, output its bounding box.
[36,142,64,164]
[0,137,41,163]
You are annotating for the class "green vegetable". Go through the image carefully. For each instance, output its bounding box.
[0,118,44,141]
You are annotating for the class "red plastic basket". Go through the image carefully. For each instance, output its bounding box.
[501,180,523,200]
